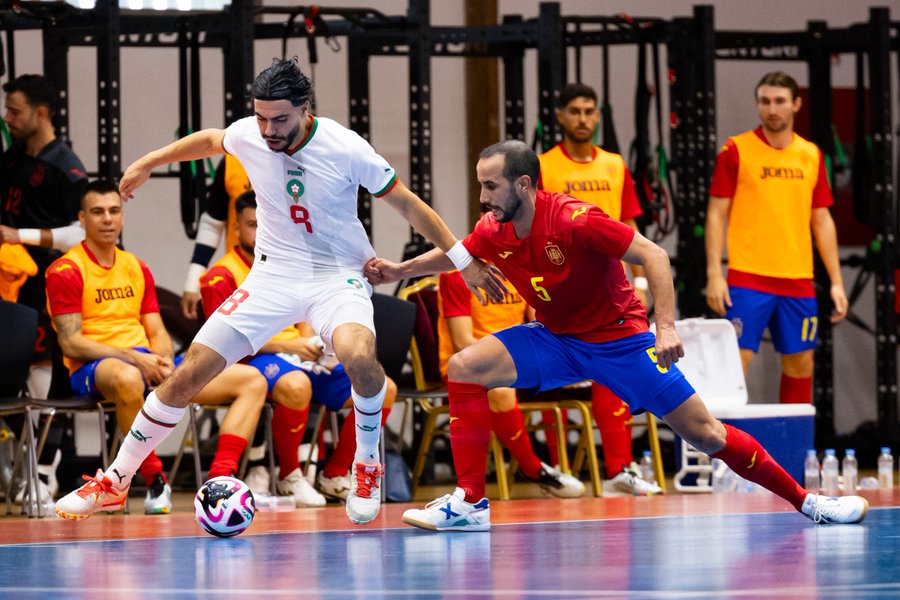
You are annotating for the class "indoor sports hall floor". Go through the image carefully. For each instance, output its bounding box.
[1,486,899,598]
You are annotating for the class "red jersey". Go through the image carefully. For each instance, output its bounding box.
[462,190,648,343]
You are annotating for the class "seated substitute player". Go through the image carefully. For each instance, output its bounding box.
[365,140,868,531]
[438,269,583,498]
[199,191,397,506]
[49,180,266,518]
[182,154,251,320]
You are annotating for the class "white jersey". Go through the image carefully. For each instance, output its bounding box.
[222,115,397,279]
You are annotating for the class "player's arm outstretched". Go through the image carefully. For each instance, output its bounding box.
[119,129,226,200]
[620,230,684,370]
[377,181,507,303]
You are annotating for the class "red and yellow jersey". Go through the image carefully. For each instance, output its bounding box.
[223,154,252,250]
[45,242,158,374]
[710,127,833,296]
[538,144,642,222]
[437,271,529,378]
[199,248,301,342]
[462,191,647,343]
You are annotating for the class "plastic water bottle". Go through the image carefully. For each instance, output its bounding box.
[842,449,858,494]
[821,449,839,496]
[639,450,655,484]
[878,447,894,489]
[803,449,820,490]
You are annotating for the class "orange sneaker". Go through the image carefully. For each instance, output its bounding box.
[54,469,129,520]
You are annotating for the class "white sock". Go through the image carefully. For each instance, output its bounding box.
[105,391,185,490]
[352,380,387,464]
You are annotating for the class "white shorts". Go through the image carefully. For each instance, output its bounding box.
[195,259,375,357]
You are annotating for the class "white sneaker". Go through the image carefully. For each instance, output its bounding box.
[402,488,491,532]
[346,461,383,525]
[15,478,54,514]
[244,465,271,497]
[801,493,868,524]
[15,478,53,504]
[54,469,129,520]
[143,474,172,515]
[533,462,585,498]
[604,467,663,496]
[277,468,327,507]
[316,472,351,501]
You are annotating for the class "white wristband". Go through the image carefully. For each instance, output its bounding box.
[446,241,473,271]
[183,263,207,294]
[17,228,41,245]
[633,276,649,291]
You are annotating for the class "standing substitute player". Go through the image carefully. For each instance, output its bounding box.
[367,140,867,531]
[705,72,847,404]
[55,58,505,526]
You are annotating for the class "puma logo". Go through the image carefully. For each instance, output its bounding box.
[111,468,126,484]
[130,429,151,443]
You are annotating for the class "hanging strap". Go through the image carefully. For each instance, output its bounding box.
[600,22,620,154]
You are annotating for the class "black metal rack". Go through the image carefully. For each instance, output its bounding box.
[0,1,896,444]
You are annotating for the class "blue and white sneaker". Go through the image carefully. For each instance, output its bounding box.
[402,487,490,532]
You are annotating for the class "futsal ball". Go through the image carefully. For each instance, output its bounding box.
[194,476,256,538]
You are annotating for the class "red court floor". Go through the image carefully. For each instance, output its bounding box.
[1,488,897,598]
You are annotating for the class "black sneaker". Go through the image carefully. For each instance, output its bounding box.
[144,473,172,514]
[532,462,585,498]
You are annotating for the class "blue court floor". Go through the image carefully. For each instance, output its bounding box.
[0,494,896,598]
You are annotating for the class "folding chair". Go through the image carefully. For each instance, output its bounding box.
[0,300,41,517]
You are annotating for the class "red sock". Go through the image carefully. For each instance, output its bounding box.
[208,433,248,479]
[592,384,634,477]
[272,403,309,480]
[322,407,392,478]
[491,408,541,479]
[541,410,562,467]
[137,452,164,485]
[712,423,807,511]
[780,374,812,404]
[448,381,491,502]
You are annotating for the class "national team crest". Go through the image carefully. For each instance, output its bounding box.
[286,179,304,202]
[264,363,281,379]
[545,243,565,265]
